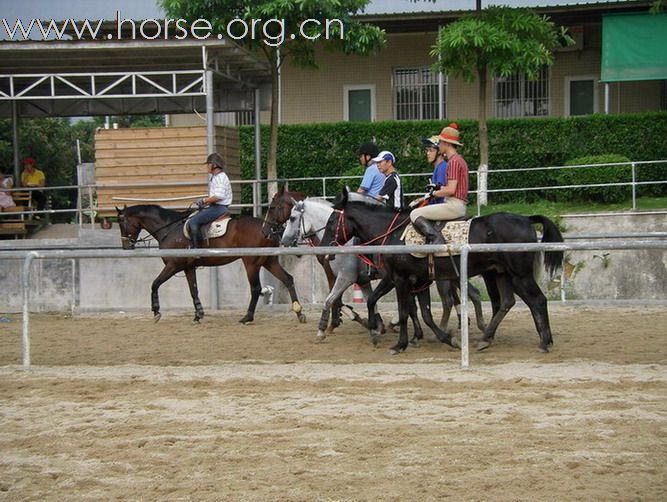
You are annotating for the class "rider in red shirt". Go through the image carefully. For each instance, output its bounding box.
[410,123,469,245]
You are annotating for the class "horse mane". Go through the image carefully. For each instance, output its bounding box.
[125,204,190,221]
[304,197,333,207]
[344,193,411,216]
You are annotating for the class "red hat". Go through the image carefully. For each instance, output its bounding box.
[23,157,35,165]
[438,123,463,146]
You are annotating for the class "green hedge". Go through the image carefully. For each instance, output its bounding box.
[556,154,632,203]
[239,112,667,205]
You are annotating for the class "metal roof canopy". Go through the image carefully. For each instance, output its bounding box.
[0,38,270,219]
[0,38,271,118]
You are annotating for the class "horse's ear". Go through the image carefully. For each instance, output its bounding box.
[277,185,285,195]
[115,206,120,214]
[289,197,298,206]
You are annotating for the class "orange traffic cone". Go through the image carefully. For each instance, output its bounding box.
[352,283,364,304]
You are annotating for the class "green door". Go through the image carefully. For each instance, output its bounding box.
[348,89,372,122]
[570,79,595,115]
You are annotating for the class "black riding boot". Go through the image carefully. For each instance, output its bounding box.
[413,216,445,245]
[190,230,201,249]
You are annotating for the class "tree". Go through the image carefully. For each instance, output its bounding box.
[160,0,385,200]
[430,6,571,203]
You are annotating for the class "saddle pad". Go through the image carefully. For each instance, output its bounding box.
[400,220,472,258]
[183,215,231,240]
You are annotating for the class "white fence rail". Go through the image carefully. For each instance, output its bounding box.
[4,239,666,369]
[1,160,664,224]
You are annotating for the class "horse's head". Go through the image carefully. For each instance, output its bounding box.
[280,200,306,247]
[116,205,142,250]
[262,186,305,239]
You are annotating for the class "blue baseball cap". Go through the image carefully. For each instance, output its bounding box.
[371,150,395,163]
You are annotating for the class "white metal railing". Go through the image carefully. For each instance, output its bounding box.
[1,160,665,226]
[3,239,666,369]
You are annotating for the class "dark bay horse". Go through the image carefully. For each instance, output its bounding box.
[325,188,564,354]
[117,204,307,325]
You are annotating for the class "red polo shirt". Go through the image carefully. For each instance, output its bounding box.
[447,154,469,203]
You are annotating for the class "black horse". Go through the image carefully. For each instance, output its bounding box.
[117,204,307,325]
[323,188,564,354]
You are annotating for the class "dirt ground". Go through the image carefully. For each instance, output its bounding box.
[0,303,665,501]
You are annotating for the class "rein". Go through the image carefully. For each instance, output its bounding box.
[123,210,192,247]
[330,209,409,272]
[333,209,410,247]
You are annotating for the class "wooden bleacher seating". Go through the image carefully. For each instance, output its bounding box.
[0,191,33,238]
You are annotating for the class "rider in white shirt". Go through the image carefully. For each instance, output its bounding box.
[187,152,232,248]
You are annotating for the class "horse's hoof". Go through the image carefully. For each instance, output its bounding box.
[239,316,253,324]
[297,312,307,324]
[477,340,491,351]
[326,325,336,334]
[451,337,461,349]
[409,337,421,347]
[388,323,399,333]
[153,312,161,323]
[388,345,406,355]
[192,318,201,325]
[316,331,327,342]
[292,301,302,314]
[538,345,549,353]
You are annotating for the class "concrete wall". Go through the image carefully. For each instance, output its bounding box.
[559,212,667,301]
[0,212,664,313]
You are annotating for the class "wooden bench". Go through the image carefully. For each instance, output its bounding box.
[0,206,27,238]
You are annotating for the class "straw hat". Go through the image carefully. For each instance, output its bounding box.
[438,123,463,146]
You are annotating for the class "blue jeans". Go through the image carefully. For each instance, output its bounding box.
[188,204,229,243]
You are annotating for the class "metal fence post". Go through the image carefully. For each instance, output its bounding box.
[460,245,470,369]
[632,162,637,211]
[22,251,38,368]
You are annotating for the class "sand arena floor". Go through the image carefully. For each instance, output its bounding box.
[0,302,665,501]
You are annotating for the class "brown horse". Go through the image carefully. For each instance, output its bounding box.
[117,204,306,325]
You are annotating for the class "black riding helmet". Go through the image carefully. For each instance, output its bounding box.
[357,142,379,158]
[206,152,225,169]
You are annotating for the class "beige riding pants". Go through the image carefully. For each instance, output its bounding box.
[410,198,467,222]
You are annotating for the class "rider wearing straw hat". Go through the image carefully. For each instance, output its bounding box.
[410,123,469,245]
[187,152,233,248]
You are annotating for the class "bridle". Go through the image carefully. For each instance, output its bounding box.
[119,211,191,249]
[330,208,409,248]
[292,202,328,244]
[262,198,292,240]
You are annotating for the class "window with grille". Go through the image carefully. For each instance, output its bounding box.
[393,67,446,121]
[494,67,550,118]
[235,111,255,125]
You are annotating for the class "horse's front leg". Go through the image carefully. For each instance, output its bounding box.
[151,262,182,322]
[317,254,343,332]
[263,256,306,323]
[389,280,412,355]
[184,267,204,324]
[316,270,356,341]
[367,276,395,346]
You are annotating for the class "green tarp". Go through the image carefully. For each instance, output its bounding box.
[601,12,667,82]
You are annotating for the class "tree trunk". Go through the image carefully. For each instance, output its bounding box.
[267,49,280,201]
[477,63,489,206]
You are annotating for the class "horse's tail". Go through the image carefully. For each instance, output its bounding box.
[529,215,564,278]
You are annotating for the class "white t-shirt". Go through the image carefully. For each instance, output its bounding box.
[209,171,233,206]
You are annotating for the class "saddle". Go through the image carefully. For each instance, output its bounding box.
[183,213,232,240]
[401,217,472,258]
